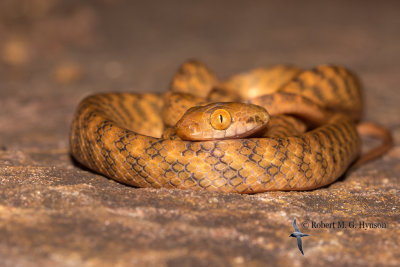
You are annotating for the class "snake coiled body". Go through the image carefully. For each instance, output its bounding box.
[70,62,366,193]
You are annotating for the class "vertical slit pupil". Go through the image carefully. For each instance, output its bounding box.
[219,114,223,123]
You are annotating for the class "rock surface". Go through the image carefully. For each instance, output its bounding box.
[0,1,399,266]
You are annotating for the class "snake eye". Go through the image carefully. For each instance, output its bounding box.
[210,109,231,130]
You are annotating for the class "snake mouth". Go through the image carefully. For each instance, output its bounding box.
[228,122,269,139]
[191,122,269,141]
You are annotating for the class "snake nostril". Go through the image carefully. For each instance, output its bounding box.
[246,117,255,123]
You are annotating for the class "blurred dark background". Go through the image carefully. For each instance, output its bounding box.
[1,0,399,148]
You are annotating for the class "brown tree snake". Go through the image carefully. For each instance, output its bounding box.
[70,61,392,193]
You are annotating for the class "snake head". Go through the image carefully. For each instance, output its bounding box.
[175,102,270,141]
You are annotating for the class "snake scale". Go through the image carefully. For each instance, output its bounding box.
[70,60,390,193]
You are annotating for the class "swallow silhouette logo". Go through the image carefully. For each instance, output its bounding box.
[289,219,309,255]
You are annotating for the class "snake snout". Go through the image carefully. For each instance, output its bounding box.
[231,109,270,138]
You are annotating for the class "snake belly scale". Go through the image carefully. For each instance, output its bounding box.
[70,61,363,193]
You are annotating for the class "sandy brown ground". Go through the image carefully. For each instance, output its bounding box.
[0,1,399,266]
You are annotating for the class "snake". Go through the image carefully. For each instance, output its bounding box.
[69,60,392,193]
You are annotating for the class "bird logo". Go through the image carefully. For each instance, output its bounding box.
[289,219,309,255]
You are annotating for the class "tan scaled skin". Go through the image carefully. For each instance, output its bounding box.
[69,60,392,193]
[175,102,270,141]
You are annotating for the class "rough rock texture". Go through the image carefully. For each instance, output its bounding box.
[0,1,399,266]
